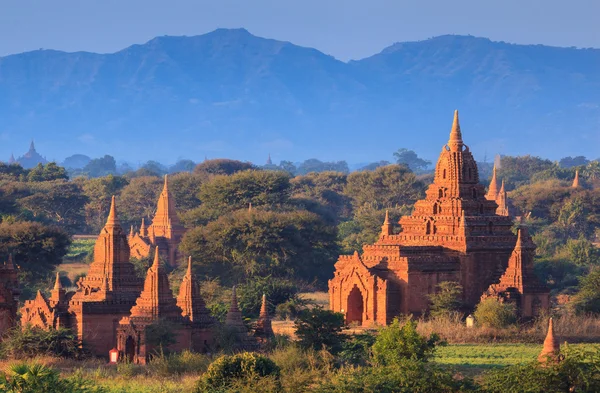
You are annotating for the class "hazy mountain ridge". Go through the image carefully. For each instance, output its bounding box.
[0,29,598,163]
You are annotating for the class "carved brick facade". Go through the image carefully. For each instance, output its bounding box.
[329,111,548,326]
[129,175,186,267]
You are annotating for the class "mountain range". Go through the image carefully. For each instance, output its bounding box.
[0,28,599,164]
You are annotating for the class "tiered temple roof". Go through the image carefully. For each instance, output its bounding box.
[176,257,215,327]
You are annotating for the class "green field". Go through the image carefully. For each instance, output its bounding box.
[64,238,95,263]
[434,343,600,371]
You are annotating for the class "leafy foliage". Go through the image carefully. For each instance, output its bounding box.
[372,318,442,365]
[473,298,517,328]
[1,326,87,359]
[294,307,346,352]
[428,281,463,318]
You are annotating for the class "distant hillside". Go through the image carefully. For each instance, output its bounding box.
[0,29,598,163]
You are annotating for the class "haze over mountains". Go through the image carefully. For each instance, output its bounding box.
[0,28,598,164]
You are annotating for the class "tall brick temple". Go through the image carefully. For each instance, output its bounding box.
[329,111,548,325]
[129,175,186,267]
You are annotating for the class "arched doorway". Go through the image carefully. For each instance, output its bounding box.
[125,336,136,363]
[346,285,364,325]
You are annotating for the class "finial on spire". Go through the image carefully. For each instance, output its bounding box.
[448,110,463,151]
[129,225,134,237]
[381,210,392,236]
[163,174,169,190]
[248,202,252,212]
[29,139,35,152]
[515,228,523,249]
[54,272,62,290]
[486,164,499,199]
[260,294,268,318]
[572,170,580,188]
[106,196,119,226]
[187,256,192,277]
[230,286,239,311]
[6,254,14,270]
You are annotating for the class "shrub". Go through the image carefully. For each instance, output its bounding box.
[294,307,345,352]
[481,345,600,393]
[147,350,210,377]
[473,298,518,328]
[371,318,442,365]
[313,360,474,393]
[195,352,280,393]
[0,363,105,393]
[275,297,310,320]
[1,326,87,359]
[571,268,600,314]
[338,332,376,366]
[427,281,463,318]
[238,276,298,317]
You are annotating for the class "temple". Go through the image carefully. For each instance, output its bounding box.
[485,165,509,216]
[572,170,580,188]
[0,256,20,336]
[224,286,259,351]
[116,249,217,364]
[129,175,186,267]
[253,294,274,342]
[329,111,548,325]
[21,196,145,355]
[482,228,550,318]
[15,140,48,169]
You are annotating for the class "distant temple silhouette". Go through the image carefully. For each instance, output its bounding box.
[12,140,48,168]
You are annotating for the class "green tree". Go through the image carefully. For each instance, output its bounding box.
[295,307,346,352]
[81,175,129,233]
[194,159,254,176]
[571,268,600,314]
[118,176,163,226]
[498,155,554,189]
[473,298,517,328]
[296,159,349,175]
[26,163,68,182]
[83,155,117,178]
[393,148,431,172]
[428,281,463,318]
[372,318,442,365]
[237,276,298,317]
[0,221,71,290]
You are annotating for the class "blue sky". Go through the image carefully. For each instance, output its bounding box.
[1,0,598,60]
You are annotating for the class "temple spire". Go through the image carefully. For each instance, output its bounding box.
[106,196,119,227]
[53,272,62,290]
[448,110,463,151]
[6,254,14,270]
[486,164,499,199]
[572,170,580,188]
[152,246,160,269]
[260,294,268,318]
[186,256,192,277]
[29,140,35,152]
[538,318,560,363]
[381,210,392,236]
[140,218,147,237]
[496,179,509,216]
[129,225,134,238]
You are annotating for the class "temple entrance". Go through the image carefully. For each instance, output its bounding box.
[346,285,364,325]
[125,336,136,362]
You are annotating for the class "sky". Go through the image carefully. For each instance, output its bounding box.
[1,0,599,61]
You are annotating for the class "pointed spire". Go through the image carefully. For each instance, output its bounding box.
[152,246,160,269]
[8,153,15,164]
[230,286,239,312]
[140,218,147,237]
[515,228,523,249]
[539,318,560,363]
[129,225,134,238]
[186,256,192,277]
[106,196,119,226]
[163,174,169,190]
[486,164,499,200]
[54,272,62,290]
[248,202,253,212]
[29,139,35,152]
[266,154,273,165]
[260,294,268,319]
[448,110,463,151]
[572,170,580,188]
[381,210,392,236]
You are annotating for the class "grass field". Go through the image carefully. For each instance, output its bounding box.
[64,238,95,264]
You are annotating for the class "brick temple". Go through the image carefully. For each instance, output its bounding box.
[21,195,269,360]
[129,175,186,267]
[328,111,549,325]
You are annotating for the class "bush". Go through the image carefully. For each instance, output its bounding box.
[238,277,298,317]
[481,345,600,393]
[147,350,210,377]
[314,360,474,393]
[571,268,600,314]
[371,318,442,365]
[427,281,463,318]
[338,332,376,366]
[473,298,518,328]
[1,326,87,359]
[294,307,346,352]
[195,352,280,393]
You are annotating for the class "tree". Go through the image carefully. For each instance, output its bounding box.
[83,155,117,178]
[0,221,70,294]
[296,159,349,175]
[168,172,203,212]
[237,276,298,317]
[498,155,554,189]
[18,181,88,232]
[193,159,254,176]
[372,318,442,365]
[197,170,291,215]
[62,154,91,170]
[473,298,517,328]
[393,149,431,172]
[170,159,196,173]
[559,156,589,168]
[0,326,86,359]
[180,209,339,284]
[118,176,163,227]
[571,268,600,314]
[81,175,128,233]
[290,171,352,223]
[279,161,297,175]
[294,307,346,352]
[26,163,68,182]
[428,281,463,318]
